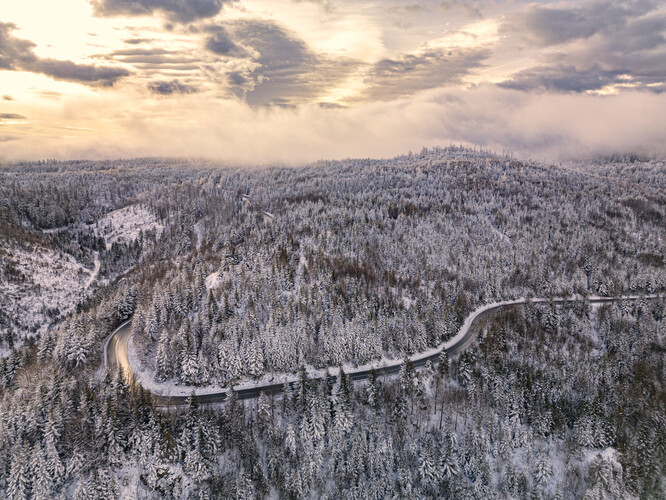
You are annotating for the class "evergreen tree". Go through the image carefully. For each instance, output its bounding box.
[44,416,65,487]
[155,327,171,381]
[535,452,552,487]
[6,444,29,500]
[180,330,199,385]
[333,383,353,435]
[285,424,297,456]
[247,338,264,378]
[235,467,255,500]
[366,368,380,410]
[31,442,53,500]
[73,477,93,500]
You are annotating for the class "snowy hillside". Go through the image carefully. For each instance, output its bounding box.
[0,150,664,499]
[91,204,164,247]
[0,237,94,352]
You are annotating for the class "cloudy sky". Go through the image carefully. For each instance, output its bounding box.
[1,0,665,163]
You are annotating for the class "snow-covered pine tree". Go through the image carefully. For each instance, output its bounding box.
[6,443,29,500]
[180,329,199,385]
[31,442,53,500]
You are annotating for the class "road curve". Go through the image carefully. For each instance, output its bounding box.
[104,294,662,407]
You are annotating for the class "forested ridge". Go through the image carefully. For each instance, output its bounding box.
[0,147,664,498]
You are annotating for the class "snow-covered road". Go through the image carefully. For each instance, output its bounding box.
[103,293,662,407]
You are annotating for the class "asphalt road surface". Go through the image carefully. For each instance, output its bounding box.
[104,294,661,407]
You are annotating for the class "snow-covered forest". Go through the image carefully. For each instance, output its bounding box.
[0,147,664,498]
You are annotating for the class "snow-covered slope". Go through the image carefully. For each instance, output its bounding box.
[0,239,95,352]
[91,204,163,246]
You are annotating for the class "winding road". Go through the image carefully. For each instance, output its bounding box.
[104,294,662,407]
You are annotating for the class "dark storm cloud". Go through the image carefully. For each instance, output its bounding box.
[90,0,231,23]
[227,71,248,86]
[234,21,313,77]
[500,2,666,94]
[505,1,651,47]
[204,19,490,105]
[208,20,357,106]
[34,59,130,86]
[0,113,26,120]
[204,27,246,57]
[123,38,154,45]
[318,102,345,109]
[135,63,200,72]
[148,79,199,94]
[120,54,197,63]
[0,22,37,69]
[363,48,490,100]
[106,48,175,57]
[498,65,625,93]
[614,13,666,52]
[0,22,129,86]
[593,12,666,88]
[234,20,319,105]
[100,48,201,70]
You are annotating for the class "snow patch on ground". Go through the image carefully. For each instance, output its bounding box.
[84,252,100,291]
[193,221,204,250]
[205,272,221,290]
[41,225,70,234]
[92,204,163,246]
[584,447,622,467]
